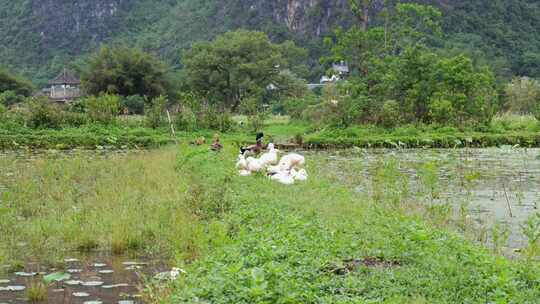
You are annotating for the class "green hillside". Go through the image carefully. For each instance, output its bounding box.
[0,0,539,85]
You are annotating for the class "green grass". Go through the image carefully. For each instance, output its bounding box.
[165,145,540,303]
[1,115,539,150]
[0,147,221,267]
[2,143,540,302]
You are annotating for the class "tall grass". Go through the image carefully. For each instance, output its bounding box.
[0,147,227,267]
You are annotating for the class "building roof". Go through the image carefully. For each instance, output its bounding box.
[48,68,80,85]
[332,61,349,74]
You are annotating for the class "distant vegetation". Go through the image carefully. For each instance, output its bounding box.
[0,2,539,150]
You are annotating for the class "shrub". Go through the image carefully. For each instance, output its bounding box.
[60,111,89,127]
[175,106,198,131]
[429,97,455,125]
[146,95,167,129]
[0,90,25,107]
[121,95,145,115]
[378,100,402,128]
[26,97,62,129]
[84,94,120,125]
[0,103,6,116]
[504,77,540,115]
[283,95,319,120]
[197,107,234,132]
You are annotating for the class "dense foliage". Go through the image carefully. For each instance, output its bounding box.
[183,30,307,112]
[81,46,171,99]
[0,1,539,85]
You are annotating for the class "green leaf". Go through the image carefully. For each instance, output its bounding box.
[43,272,71,284]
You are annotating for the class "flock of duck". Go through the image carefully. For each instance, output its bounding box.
[236,142,308,185]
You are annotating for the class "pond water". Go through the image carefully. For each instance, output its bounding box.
[0,254,167,304]
[310,147,540,252]
[1,147,539,302]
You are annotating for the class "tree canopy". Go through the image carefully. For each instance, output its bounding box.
[0,68,33,96]
[182,29,307,112]
[81,46,171,99]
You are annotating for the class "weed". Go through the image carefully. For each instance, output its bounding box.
[26,280,47,302]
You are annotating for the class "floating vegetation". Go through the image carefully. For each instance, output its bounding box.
[81,281,104,287]
[93,263,107,268]
[0,285,25,291]
[14,272,37,277]
[102,283,129,289]
[43,272,71,284]
[98,270,114,274]
[73,292,90,297]
[67,269,82,273]
[65,280,82,286]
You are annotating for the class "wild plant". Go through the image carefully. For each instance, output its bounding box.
[521,213,540,260]
[492,222,510,255]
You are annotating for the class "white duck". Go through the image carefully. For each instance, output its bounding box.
[246,157,264,172]
[236,154,248,170]
[270,153,305,173]
[258,143,280,167]
[291,168,308,181]
[269,170,295,185]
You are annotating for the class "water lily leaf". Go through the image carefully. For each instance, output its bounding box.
[44,272,71,284]
[81,281,104,287]
[73,292,90,297]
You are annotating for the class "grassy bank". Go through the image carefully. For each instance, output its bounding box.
[0,124,174,150]
[2,144,540,302]
[160,145,540,303]
[2,115,539,150]
[0,147,221,267]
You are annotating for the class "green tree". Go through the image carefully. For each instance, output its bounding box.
[84,94,120,125]
[504,77,540,115]
[0,68,33,96]
[81,46,170,99]
[182,29,307,112]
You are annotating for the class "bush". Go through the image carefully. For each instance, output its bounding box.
[0,103,6,117]
[197,107,234,132]
[378,100,402,128]
[121,95,145,115]
[429,97,455,125]
[60,111,88,127]
[84,94,120,125]
[26,97,62,129]
[175,107,197,131]
[0,91,26,107]
[146,95,167,129]
[283,95,319,120]
[504,77,540,115]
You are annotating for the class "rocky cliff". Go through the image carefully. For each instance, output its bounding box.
[0,0,539,83]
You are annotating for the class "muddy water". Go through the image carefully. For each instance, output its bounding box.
[0,254,167,304]
[0,150,161,304]
[312,147,540,250]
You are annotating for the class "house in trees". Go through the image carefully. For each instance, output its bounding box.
[43,68,81,102]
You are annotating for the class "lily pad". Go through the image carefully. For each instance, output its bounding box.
[0,285,26,291]
[81,281,104,287]
[14,271,37,277]
[67,269,82,273]
[84,301,103,304]
[44,272,71,284]
[64,258,79,263]
[124,266,142,271]
[65,280,82,286]
[73,292,90,297]
[0,279,9,284]
[102,283,129,289]
[118,301,134,304]
[93,263,107,268]
[98,270,114,274]
[122,261,146,266]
